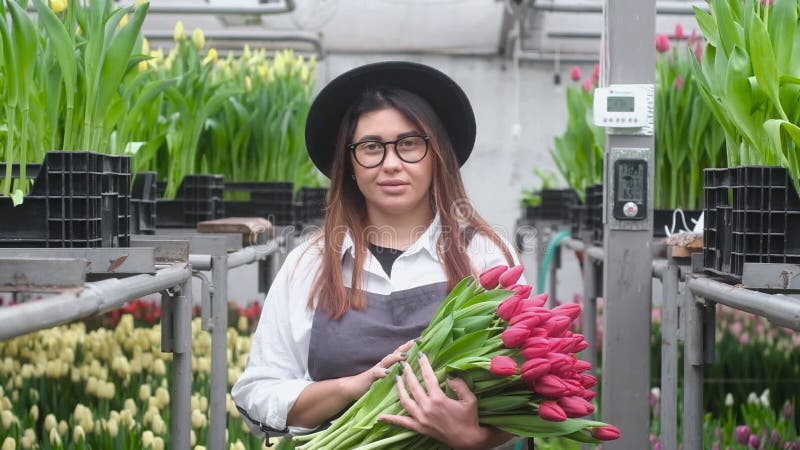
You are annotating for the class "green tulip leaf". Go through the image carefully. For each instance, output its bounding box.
[749,14,789,121]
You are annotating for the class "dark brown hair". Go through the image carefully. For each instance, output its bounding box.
[307,87,515,319]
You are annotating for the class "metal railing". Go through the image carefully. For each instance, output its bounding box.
[545,230,800,450]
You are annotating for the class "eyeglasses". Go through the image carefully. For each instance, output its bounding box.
[347,135,430,169]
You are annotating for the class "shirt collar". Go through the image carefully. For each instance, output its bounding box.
[340,213,442,262]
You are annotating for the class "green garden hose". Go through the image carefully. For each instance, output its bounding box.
[537,230,572,295]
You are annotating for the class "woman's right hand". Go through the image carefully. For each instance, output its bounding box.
[342,339,415,401]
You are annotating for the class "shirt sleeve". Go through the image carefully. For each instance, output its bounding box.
[231,244,318,437]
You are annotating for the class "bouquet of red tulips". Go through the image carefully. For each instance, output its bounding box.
[291,265,621,449]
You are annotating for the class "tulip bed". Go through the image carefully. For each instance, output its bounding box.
[0,305,267,450]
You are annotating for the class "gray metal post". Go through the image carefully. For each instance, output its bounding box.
[683,287,704,450]
[600,0,656,447]
[209,254,229,450]
[171,277,193,450]
[548,245,558,305]
[659,262,680,450]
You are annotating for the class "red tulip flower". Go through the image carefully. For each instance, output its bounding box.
[479,265,507,289]
[570,65,582,82]
[539,401,567,422]
[502,326,531,348]
[592,425,622,440]
[489,356,518,377]
[656,34,671,53]
[499,265,525,288]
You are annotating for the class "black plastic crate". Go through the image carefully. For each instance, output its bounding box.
[585,184,603,246]
[523,189,579,222]
[0,151,131,247]
[222,181,297,226]
[703,166,800,279]
[130,172,157,235]
[156,174,225,228]
[298,187,328,222]
[570,204,586,237]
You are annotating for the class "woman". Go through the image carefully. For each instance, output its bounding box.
[233,61,523,449]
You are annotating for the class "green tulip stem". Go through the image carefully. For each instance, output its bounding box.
[349,431,416,450]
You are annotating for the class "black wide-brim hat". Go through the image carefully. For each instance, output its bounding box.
[305,61,476,178]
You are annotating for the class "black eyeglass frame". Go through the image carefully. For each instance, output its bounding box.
[346,135,431,168]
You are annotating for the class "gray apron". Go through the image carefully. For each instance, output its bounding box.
[308,282,449,381]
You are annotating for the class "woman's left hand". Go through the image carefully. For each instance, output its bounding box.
[379,352,497,450]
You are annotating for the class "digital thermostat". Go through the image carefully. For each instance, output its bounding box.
[612,159,647,220]
[593,84,654,135]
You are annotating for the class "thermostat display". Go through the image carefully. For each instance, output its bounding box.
[593,84,654,135]
[613,159,647,220]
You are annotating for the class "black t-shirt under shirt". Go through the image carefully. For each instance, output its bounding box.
[367,243,404,278]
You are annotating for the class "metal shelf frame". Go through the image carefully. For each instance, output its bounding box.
[547,235,800,450]
[0,228,289,450]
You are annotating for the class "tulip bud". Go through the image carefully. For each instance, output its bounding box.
[50,0,67,13]
[592,425,622,440]
[573,360,592,373]
[499,266,525,288]
[521,358,550,382]
[748,434,759,448]
[1,438,15,450]
[570,65,582,82]
[528,327,548,338]
[506,284,533,299]
[192,28,206,50]
[580,389,597,401]
[656,34,671,53]
[736,425,751,444]
[534,374,571,397]
[519,305,552,320]
[510,313,543,330]
[119,14,129,29]
[693,40,705,61]
[582,78,595,93]
[542,315,573,337]
[552,303,581,322]
[538,401,567,422]
[579,373,597,388]
[557,396,595,418]
[496,295,523,321]
[501,326,530,348]
[479,265,508,289]
[548,338,574,354]
[674,24,684,40]
[521,337,551,359]
[591,64,601,83]
[173,21,185,42]
[489,356,518,377]
[529,293,548,307]
[570,339,589,353]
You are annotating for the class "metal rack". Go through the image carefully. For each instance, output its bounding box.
[0,227,287,450]
[547,236,800,450]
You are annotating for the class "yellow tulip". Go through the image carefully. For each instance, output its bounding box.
[202,48,218,66]
[192,28,206,50]
[50,0,67,13]
[153,437,165,450]
[173,21,185,42]
[49,428,62,446]
[29,405,39,422]
[119,14,129,29]
[142,430,155,448]
[1,410,17,428]
[245,76,253,93]
[73,425,85,443]
[58,420,68,436]
[44,414,57,433]
[0,437,13,450]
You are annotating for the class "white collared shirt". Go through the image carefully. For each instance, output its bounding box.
[232,215,523,436]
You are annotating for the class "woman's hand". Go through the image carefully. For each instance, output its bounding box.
[379,352,512,450]
[341,339,415,401]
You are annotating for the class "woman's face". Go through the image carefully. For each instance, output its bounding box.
[350,107,434,219]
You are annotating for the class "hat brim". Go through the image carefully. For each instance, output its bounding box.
[305,61,476,178]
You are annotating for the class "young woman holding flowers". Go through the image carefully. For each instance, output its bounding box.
[232,61,523,449]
